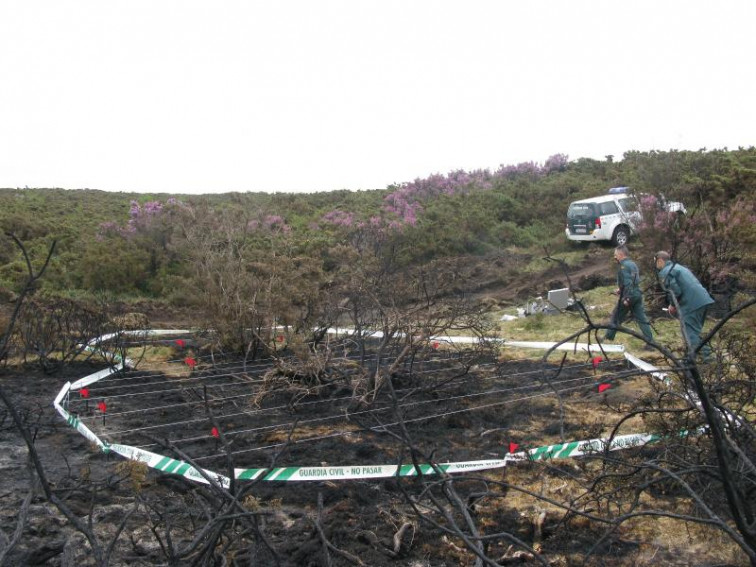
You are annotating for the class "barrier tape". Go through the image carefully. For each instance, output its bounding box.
[325,328,625,353]
[624,352,669,384]
[53,330,667,485]
[107,442,231,488]
[233,431,662,481]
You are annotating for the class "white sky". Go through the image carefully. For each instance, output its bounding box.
[1,1,754,194]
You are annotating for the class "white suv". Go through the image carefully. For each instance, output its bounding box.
[565,193,640,246]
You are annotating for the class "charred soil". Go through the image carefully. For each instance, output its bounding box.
[0,335,747,566]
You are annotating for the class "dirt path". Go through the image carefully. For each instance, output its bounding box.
[470,247,615,305]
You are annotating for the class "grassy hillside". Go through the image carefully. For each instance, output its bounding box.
[1,147,755,301]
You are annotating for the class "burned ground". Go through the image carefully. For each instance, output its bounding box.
[1,332,748,566]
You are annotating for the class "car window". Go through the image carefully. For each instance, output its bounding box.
[600,201,619,215]
[618,197,637,212]
[567,203,595,218]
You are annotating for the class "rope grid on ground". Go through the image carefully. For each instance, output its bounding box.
[67,357,613,417]
[67,362,631,444]
[90,363,641,445]
[54,329,677,485]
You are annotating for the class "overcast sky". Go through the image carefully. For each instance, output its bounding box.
[1,1,754,194]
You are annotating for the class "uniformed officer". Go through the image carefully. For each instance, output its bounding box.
[655,250,714,359]
[604,245,654,348]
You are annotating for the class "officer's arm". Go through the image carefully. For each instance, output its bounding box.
[664,271,682,305]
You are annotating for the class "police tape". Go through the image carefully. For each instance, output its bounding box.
[232,431,664,481]
[57,387,669,484]
[53,330,666,485]
[54,377,234,489]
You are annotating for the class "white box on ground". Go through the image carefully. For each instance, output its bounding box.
[548,288,571,310]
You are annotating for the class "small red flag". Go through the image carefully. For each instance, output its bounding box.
[185,356,197,368]
[591,356,603,369]
[432,341,439,349]
[175,339,186,348]
[211,426,220,438]
[598,383,611,393]
[80,387,90,398]
[276,335,285,343]
[97,401,107,413]
[508,442,520,454]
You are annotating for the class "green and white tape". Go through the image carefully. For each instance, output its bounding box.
[54,329,669,485]
[107,442,231,488]
[232,431,662,481]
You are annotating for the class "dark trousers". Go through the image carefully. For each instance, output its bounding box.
[682,305,711,358]
[605,296,654,342]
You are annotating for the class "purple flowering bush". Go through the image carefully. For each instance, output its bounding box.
[97,199,188,241]
[637,195,756,290]
[247,215,292,235]
[91,198,192,294]
[320,154,568,238]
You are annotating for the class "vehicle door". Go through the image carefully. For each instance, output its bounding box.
[566,202,596,235]
[597,200,622,236]
[617,197,642,230]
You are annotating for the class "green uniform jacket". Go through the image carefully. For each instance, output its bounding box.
[617,258,642,301]
[658,261,715,313]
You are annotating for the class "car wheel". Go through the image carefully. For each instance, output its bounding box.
[612,226,630,246]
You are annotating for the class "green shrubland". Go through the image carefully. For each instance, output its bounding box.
[1,147,754,306]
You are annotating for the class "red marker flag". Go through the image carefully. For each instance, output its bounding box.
[276,335,285,343]
[211,426,220,438]
[508,442,520,454]
[80,387,90,399]
[591,356,603,369]
[97,401,107,413]
[175,339,186,348]
[185,356,197,368]
[432,341,439,349]
[598,383,611,393]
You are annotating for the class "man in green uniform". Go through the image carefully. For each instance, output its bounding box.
[655,250,715,359]
[604,245,654,348]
